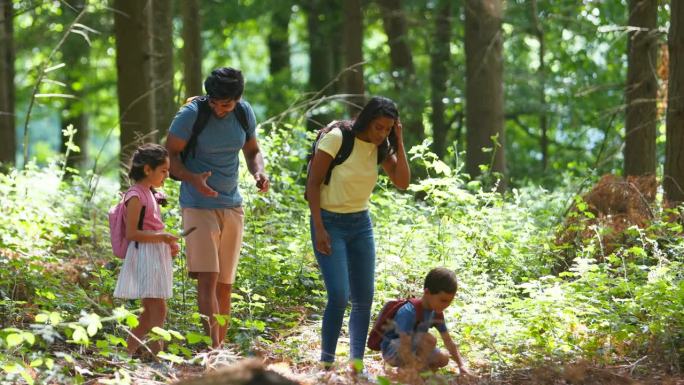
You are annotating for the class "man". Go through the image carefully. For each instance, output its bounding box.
[166,67,269,348]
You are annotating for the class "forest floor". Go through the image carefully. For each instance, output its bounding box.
[22,256,682,385]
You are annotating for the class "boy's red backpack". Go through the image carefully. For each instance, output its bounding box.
[108,185,149,258]
[367,298,425,351]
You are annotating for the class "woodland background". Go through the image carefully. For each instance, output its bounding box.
[0,1,682,384]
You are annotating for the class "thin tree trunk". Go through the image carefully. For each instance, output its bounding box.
[0,0,15,166]
[304,0,336,129]
[182,0,202,98]
[625,0,657,177]
[465,0,506,189]
[267,2,291,119]
[342,0,365,115]
[530,0,548,172]
[151,0,175,139]
[665,1,684,203]
[430,0,452,159]
[268,4,291,78]
[113,0,155,171]
[377,0,424,147]
[60,0,89,174]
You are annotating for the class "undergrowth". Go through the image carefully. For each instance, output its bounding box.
[0,128,682,383]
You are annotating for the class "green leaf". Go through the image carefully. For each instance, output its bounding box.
[71,325,89,344]
[185,332,205,345]
[29,358,43,368]
[168,329,185,341]
[157,351,184,364]
[151,327,171,341]
[6,333,23,347]
[22,332,35,345]
[34,313,49,323]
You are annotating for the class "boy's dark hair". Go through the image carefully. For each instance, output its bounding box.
[204,67,244,100]
[424,267,458,294]
[352,96,399,162]
[128,143,168,182]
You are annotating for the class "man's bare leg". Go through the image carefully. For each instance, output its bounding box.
[196,272,220,348]
[216,282,233,345]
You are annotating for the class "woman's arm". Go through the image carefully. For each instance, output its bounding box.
[381,120,410,189]
[306,150,334,255]
[125,196,177,245]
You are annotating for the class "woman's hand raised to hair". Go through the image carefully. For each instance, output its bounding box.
[394,119,404,142]
[190,171,218,197]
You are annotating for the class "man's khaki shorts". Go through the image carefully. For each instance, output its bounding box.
[182,207,244,284]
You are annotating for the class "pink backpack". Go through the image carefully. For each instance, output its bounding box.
[108,185,148,258]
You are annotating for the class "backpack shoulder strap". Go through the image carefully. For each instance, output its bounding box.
[323,121,355,185]
[408,298,424,325]
[234,101,252,137]
[181,96,212,163]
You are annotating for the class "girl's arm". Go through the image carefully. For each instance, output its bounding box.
[125,196,177,245]
[440,331,474,376]
[381,120,410,189]
[306,150,334,255]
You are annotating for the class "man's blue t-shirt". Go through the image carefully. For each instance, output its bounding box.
[168,100,257,209]
[380,302,448,352]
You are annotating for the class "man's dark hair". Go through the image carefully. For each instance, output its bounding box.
[204,67,244,100]
[424,267,458,295]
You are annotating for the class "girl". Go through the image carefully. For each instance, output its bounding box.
[113,143,179,356]
[306,96,410,369]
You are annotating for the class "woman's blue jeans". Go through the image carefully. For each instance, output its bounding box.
[310,209,375,363]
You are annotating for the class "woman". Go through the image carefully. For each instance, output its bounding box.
[306,96,410,369]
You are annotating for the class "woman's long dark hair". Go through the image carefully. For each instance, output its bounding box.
[351,96,399,163]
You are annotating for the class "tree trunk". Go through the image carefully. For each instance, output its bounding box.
[430,0,452,159]
[0,0,15,166]
[377,0,424,148]
[530,0,548,172]
[60,0,89,174]
[267,2,291,119]
[625,0,657,177]
[342,0,365,115]
[268,4,291,78]
[182,0,203,98]
[151,0,175,139]
[303,0,337,130]
[465,0,506,189]
[113,0,155,169]
[665,1,684,203]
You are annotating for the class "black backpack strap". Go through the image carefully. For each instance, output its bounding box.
[134,202,146,250]
[323,124,355,185]
[180,97,212,163]
[234,101,253,139]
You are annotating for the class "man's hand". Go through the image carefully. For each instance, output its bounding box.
[254,172,270,193]
[190,171,218,197]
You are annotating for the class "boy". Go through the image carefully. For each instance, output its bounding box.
[381,267,474,375]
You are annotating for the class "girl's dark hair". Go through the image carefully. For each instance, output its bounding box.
[424,267,458,295]
[204,67,244,100]
[352,96,399,163]
[128,143,168,182]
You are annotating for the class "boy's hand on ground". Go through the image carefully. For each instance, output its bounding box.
[458,366,477,378]
[191,171,218,197]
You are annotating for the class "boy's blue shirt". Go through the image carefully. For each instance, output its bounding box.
[380,301,448,351]
[168,100,257,209]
